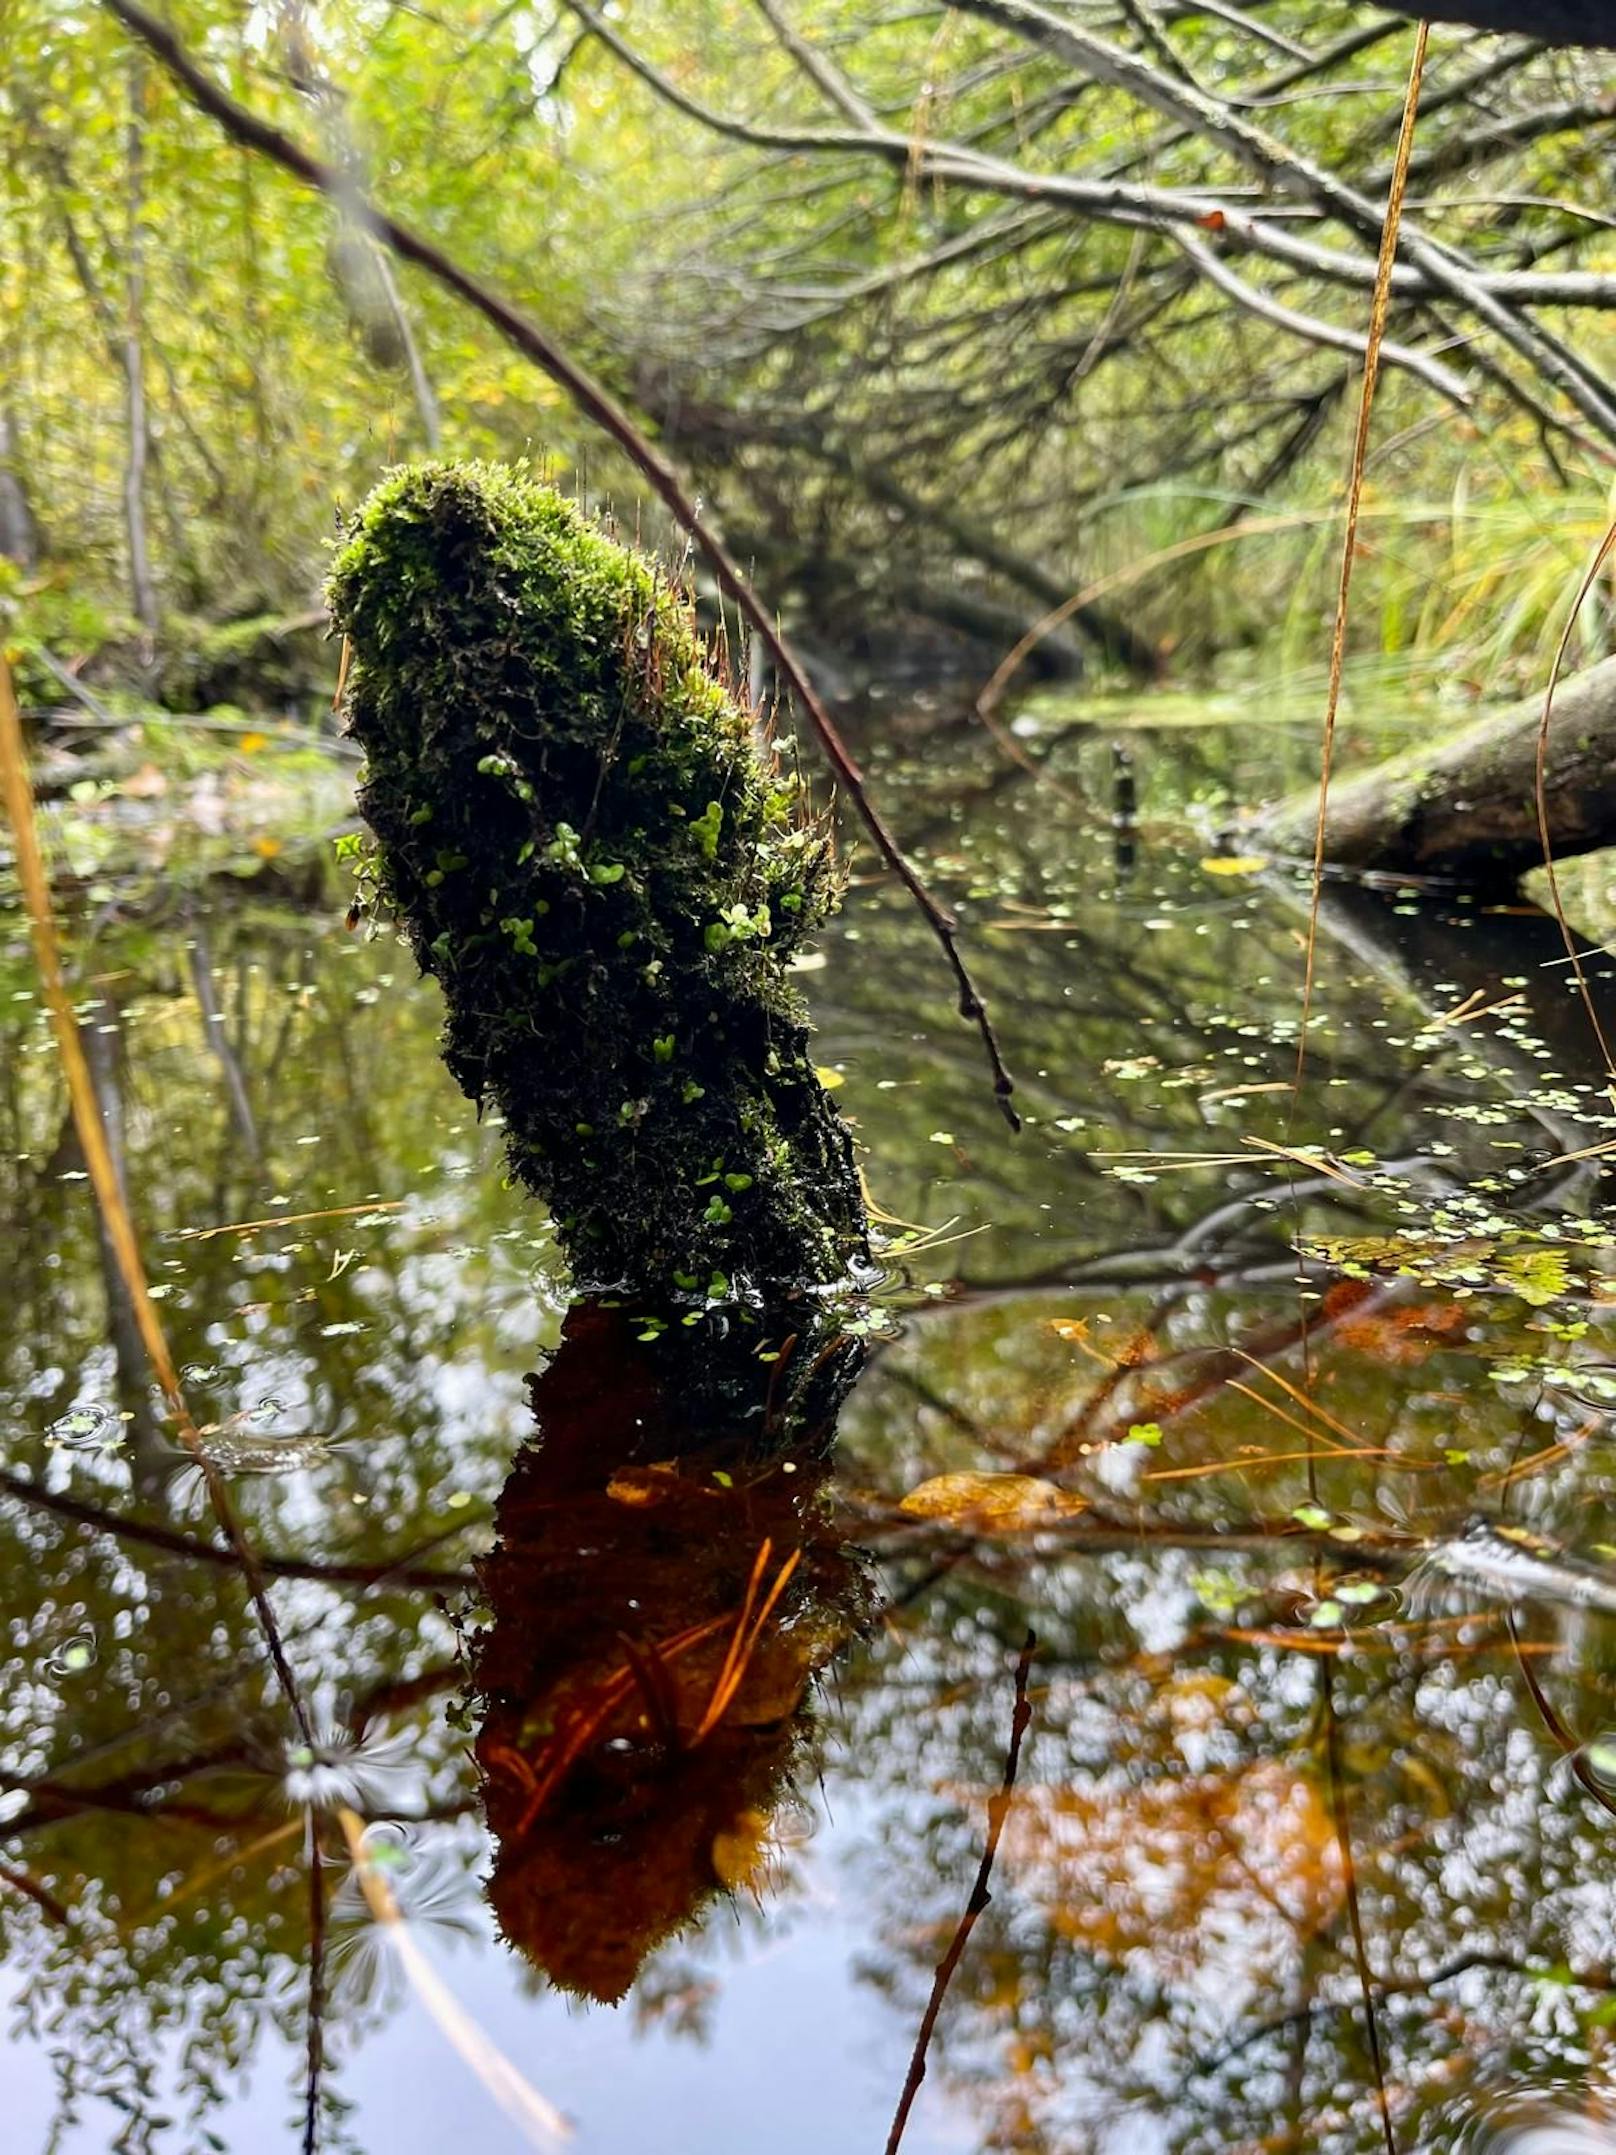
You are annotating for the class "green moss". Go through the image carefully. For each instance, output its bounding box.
[327,461,868,1296]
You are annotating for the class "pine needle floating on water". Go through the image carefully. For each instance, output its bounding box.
[171,1199,404,1241]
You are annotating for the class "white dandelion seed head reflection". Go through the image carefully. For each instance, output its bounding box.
[278,1715,420,1813]
[326,1823,484,2012]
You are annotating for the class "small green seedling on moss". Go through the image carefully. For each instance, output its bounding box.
[327,461,869,1298]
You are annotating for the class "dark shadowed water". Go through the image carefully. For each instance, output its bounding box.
[4,694,1616,2152]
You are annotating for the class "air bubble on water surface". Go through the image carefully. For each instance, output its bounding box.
[46,1405,122,1453]
[44,1629,98,1677]
[1574,1734,1616,1788]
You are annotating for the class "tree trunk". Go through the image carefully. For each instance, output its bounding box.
[1257,656,1616,887]
[0,411,40,567]
[123,58,159,635]
[1371,3,1616,47]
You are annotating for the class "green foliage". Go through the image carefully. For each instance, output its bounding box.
[6,0,1616,703]
[328,460,868,1295]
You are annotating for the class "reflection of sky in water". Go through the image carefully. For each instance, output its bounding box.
[2,1791,975,2155]
[5,711,1616,2148]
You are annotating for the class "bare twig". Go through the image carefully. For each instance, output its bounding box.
[0,1859,71,1929]
[1170,225,1468,406]
[98,0,1021,1125]
[1322,1654,1398,2155]
[1293,25,1429,1102]
[885,1627,1037,2155]
[0,1462,473,1592]
[303,1806,327,2155]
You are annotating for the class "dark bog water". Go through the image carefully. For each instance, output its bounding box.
[4,697,1616,2152]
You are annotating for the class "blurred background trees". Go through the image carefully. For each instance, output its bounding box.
[4,1,1615,704]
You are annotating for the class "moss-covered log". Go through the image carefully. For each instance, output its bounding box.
[1256,656,1616,888]
[327,462,868,1296]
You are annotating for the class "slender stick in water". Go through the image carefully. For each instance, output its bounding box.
[885,1628,1037,2155]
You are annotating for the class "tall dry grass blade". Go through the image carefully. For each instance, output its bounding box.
[0,653,312,1739]
[1294,22,1430,1102]
[336,1807,572,2146]
[1,658,189,1419]
[1282,25,1428,1495]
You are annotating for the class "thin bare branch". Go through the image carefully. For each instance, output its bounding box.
[99,0,1022,1124]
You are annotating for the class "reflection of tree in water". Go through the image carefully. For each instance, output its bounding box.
[835,1260,1616,2140]
[814,742,1616,2149]
[0,871,876,2136]
[0,883,525,2141]
[5,721,1616,2147]
[836,1562,1616,2151]
[473,1299,870,2004]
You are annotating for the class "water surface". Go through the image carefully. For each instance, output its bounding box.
[4,696,1616,2152]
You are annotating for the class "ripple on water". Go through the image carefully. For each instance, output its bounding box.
[1458,2097,1616,2151]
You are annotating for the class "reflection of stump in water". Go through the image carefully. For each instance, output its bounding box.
[473,1302,870,2003]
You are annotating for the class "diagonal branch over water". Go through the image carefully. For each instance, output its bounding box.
[97,0,1021,1129]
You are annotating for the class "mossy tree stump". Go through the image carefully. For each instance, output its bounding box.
[328,463,868,1298]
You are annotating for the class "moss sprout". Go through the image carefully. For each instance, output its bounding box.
[327,462,868,1296]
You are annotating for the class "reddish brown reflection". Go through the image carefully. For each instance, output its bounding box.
[473,1301,870,2002]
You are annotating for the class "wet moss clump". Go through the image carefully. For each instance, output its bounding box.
[327,462,868,1296]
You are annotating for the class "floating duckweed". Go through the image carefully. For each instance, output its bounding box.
[328,463,867,1297]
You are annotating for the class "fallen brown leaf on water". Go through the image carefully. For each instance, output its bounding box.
[898,1472,1088,1531]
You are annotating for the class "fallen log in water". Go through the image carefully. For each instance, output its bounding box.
[1257,655,1616,888]
[1375,1,1615,45]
